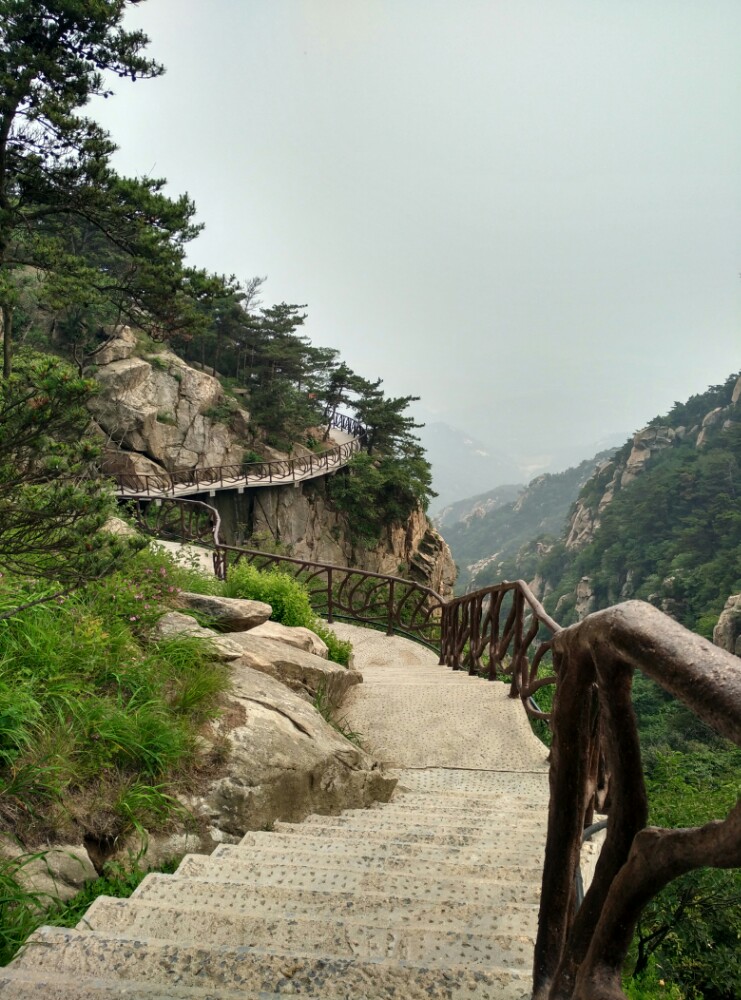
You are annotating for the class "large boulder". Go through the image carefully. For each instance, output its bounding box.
[227,632,360,705]
[7,844,99,903]
[248,620,329,658]
[713,594,741,656]
[89,348,251,472]
[182,665,394,838]
[153,612,245,661]
[178,592,272,633]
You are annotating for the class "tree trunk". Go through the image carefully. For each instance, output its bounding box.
[1,302,12,379]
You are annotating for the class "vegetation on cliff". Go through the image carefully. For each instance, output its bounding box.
[536,373,741,635]
[441,453,612,593]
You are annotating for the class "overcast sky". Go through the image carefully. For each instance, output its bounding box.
[94,0,740,463]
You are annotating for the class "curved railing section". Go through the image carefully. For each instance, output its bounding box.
[440,581,561,721]
[128,497,741,1000]
[128,497,445,650]
[112,412,366,498]
[533,603,741,1000]
[217,544,446,650]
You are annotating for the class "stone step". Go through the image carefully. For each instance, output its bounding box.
[180,847,544,885]
[392,788,549,806]
[229,832,544,865]
[0,968,271,999]
[169,855,542,906]
[293,814,546,839]
[288,803,548,825]
[364,794,549,815]
[394,769,550,797]
[14,926,532,1000]
[80,896,535,969]
[132,873,540,931]
[271,822,544,849]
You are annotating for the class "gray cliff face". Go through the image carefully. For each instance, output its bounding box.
[214,482,456,598]
[89,328,254,475]
[563,375,741,553]
[90,328,455,596]
[714,594,741,657]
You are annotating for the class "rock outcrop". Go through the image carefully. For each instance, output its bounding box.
[89,328,253,475]
[183,664,393,841]
[563,374,741,552]
[234,484,456,596]
[91,328,455,595]
[713,594,741,657]
[177,592,272,632]
[226,632,361,706]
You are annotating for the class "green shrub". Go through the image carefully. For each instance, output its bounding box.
[224,562,353,665]
[225,563,314,627]
[0,560,230,844]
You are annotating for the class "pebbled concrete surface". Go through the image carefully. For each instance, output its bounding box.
[331,622,550,772]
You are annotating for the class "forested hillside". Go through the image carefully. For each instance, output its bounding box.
[533,373,741,635]
[440,452,612,593]
[0,3,436,551]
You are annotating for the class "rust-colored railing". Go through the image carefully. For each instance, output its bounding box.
[533,603,741,1000]
[111,411,365,497]
[441,581,561,720]
[129,496,741,1000]
[217,544,446,650]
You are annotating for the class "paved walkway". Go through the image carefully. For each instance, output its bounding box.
[0,621,553,999]
[333,622,550,774]
[116,430,359,499]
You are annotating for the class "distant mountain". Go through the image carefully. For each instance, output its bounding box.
[436,484,523,531]
[417,422,522,514]
[530,371,741,635]
[439,450,615,593]
[516,431,629,481]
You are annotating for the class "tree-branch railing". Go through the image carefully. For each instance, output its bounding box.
[533,602,741,1000]
[111,411,365,496]
[128,497,741,1000]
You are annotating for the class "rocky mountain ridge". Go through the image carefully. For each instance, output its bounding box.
[528,371,741,635]
[89,329,455,595]
[439,452,613,594]
[563,374,741,553]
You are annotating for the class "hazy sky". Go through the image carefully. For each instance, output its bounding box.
[94,0,740,461]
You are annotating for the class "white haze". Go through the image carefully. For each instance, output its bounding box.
[93,0,741,474]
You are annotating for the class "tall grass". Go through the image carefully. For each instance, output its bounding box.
[0,548,230,846]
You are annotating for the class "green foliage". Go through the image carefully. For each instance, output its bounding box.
[624,956,687,999]
[444,453,611,593]
[312,622,353,667]
[622,676,741,999]
[312,684,364,747]
[225,562,314,626]
[0,1,209,375]
[538,375,741,632]
[0,849,57,965]
[330,451,434,542]
[0,350,142,601]
[0,546,230,846]
[224,562,353,666]
[0,852,181,966]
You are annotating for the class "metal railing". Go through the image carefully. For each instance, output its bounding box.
[111,411,366,497]
[129,496,741,1000]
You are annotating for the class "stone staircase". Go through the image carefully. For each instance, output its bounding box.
[1,626,551,1000]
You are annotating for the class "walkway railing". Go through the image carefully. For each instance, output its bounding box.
[129,496,741,1000]
[111,412,365,497]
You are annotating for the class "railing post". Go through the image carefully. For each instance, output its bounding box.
[387,579,396,636]
[327,568,334,623]
[439,604,447,665]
